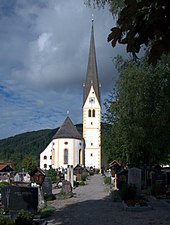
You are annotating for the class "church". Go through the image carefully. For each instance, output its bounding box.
[40,20,101,171]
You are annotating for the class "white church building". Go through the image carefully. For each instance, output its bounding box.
[40,116,84,170]
[40,20,101,171]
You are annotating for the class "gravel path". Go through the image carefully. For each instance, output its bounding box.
[47,174,170,225]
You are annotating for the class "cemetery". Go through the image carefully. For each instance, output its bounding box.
[0,161,170,224]
[0,164,93,224]
[105,161,170,212]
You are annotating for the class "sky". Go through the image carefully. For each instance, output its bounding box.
[0,0,124,140]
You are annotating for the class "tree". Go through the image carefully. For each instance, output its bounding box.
[86,0,170,64]
[22,154,38,172]
[103,55,170,166]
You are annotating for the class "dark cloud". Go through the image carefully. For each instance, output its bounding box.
[0,0,122,139]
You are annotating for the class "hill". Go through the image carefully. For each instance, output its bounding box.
[0,124,83,170]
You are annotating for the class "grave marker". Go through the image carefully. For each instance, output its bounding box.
[128,167,141,195]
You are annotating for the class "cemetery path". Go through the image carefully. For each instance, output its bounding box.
[47,174,170,225]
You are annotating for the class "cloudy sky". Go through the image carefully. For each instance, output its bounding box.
[0,0,124,140]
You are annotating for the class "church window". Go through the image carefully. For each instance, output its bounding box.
[64,141,68,145]
[91,122,93,125]
[79,149,82,164]
[79,142,82,146]
[92,109,95,117]
[53,142,55,145]
[90,153,93,157]
[88,109,91,117]
[91,143,93,146]
[44,164,47,168]
[64,149,68,164]
[44,155,47,160]
[50,156,52,160]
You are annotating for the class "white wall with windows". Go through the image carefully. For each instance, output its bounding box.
[40,138,84,170]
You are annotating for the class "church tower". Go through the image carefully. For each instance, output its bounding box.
[83,19,101,170]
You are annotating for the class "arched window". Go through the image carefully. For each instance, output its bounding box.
[92,109,95,117]
[64,149,68,164]
[44,155,47,160]
[44,164,47,168]
[88,109,91,117]
[50,155,52,160]
[79,149,82,164]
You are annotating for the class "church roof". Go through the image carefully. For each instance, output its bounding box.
[83,20,100,106]
[52,116,82,140]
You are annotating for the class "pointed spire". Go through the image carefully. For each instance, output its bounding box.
[83,18,100,105]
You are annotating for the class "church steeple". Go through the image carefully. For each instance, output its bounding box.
[83,19,100,106]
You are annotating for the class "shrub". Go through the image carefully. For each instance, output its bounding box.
[79,181,85,186]
[104,176,111,185]
[95,169,100,174]
[151,184,166,198]
[15,209,34,225]
[0,182,10,193]
[89,171,94,176]
[44,193,56,201]
[81,175,87,182]
[0,217,14,225]
[40,206,55,218]
[120,184,137,201]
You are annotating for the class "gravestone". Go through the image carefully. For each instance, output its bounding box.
[117,170,128,190]
[66,165,73,187]
[128,167,141,195]
[1,186,38,212]
[42,176,52,195]
[37,186,46,210]
[14,173,21,182]
[60,180,73,198]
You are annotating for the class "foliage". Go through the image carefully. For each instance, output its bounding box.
[87,0,170,65]
[79,181,86,186]
[104,176,111,184]
[44,193,56,201]
[120,183,137,201]
[40,206,55,218]
[22,154,38,172]
[81,175,88,182]
[103,55,170,166]
[0,182,10,193]
[47,168,57,183]
[151,183,167,198]
[15,209,34,225]
[0,124,82,171]
[85,0,125,14]
[0,217,14,225]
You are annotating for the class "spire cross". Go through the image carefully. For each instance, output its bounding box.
[92,14,94,23]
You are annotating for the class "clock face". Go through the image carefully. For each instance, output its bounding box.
[89,97,95,103]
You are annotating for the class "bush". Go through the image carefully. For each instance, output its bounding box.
[15,209,34,225]
[40,206,55,218]
[151,184,166,198]
[44,193,56,201]
[95,169,100,174]
[81,175,87,182]
[0,217,14,225]
[0,182,10,193]
[89,171,94,176]
[79,181,85,186]
[120,184,137,201]
[104,176,111,185]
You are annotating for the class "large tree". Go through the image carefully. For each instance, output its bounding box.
[103,55,170,166]
[86,0,170,64]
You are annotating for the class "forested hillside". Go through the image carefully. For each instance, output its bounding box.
[0,124,83,170]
